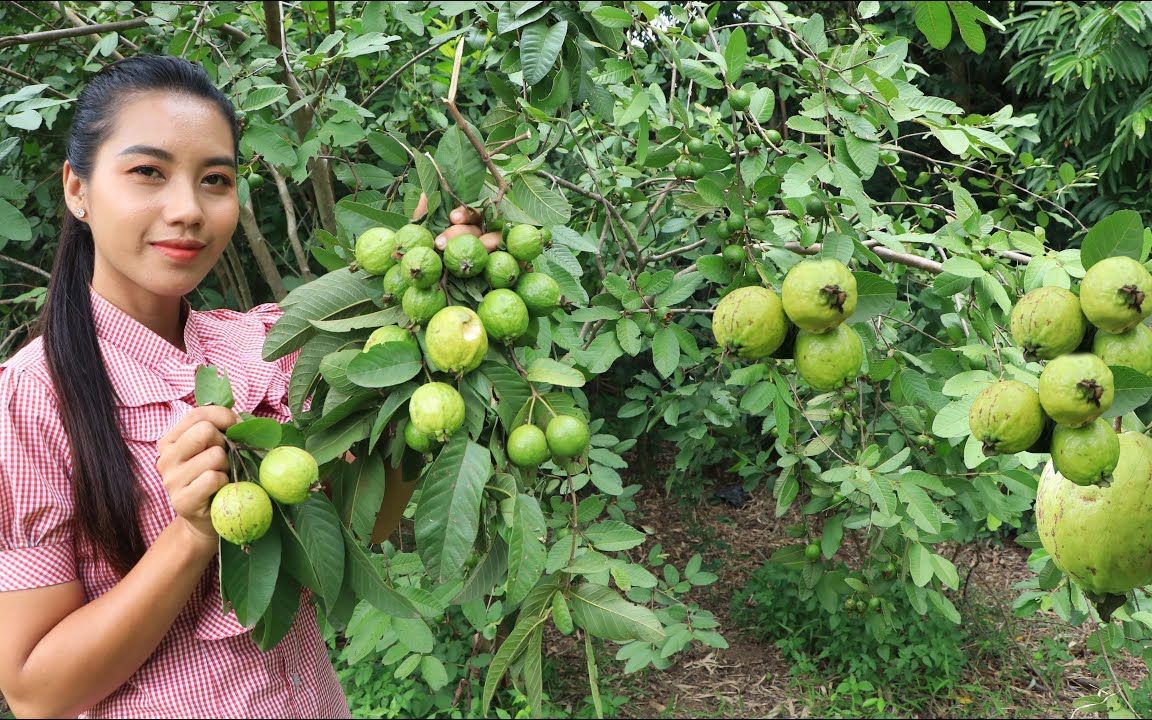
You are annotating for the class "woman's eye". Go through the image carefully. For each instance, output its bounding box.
[131,166,161,178]
[205,174,234,187]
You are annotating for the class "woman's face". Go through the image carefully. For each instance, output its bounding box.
[63,91,238,308]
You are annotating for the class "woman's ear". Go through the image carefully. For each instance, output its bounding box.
[61,161,87,219]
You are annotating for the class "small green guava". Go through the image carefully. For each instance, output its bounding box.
[258,446,319,505]
[484,251,521,289]
[506,225,544,262]
[780,258,858,333]
[711,285,789,360]
[401,285,448,326]
[545,414,590,458]
[443,234,489,278]
[1050,419,1120,486]
[1092,323,1152,375]
[363,325,415,353]
[793,324,864,391]
[1038,353,1114,427]
[1079,256,1152,334]
[400,246,443,289]
[516,273,562,317]
[424,306,489,374]
[507,424,550,467]
[211,481,273,546]
[477,289,530,342]
[1009,285,1087,360]
[409,382,466,442]
[354,227,398,276]
[967,380,1045,455]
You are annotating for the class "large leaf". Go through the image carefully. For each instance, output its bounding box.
[568,582,664,643]
[414,436,492,585]
[341,525,420,618]
[1102,366,1152,418]
[434,125,487,204]
[1080,210,1146,270]
[283,495,345,608]
[219,518,282,628]
[346,341,424,388]
[251,570,301,651]
[483,361,534,431]
[480,607,549,716]
[505,174,572,226]
[288,332,353,416]
[332,449,389,541]
[506,493,547,607]
[520,19,568,85]
[914,1,952,49]
[263,268,381,361]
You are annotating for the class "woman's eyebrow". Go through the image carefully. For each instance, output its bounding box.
[117,144,236,169]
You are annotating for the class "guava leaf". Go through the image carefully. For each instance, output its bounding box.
[226,417,283,449]
[195,364,235,409]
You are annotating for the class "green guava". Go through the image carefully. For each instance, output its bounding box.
[1036,431,1152,594]
[477,289,530,342]
[793,324,864,391]
[392,224,436,262]
[443,234,489,278]
[507,225,544,262]
[424,306,489,374]
[210,481,273,546]
[1079,256,1152,334]
[404,421,437,454]
[363,325,414,353]
[382,263,411,300]
[409,382,466,442]
[1009,285,1087,360]
[545,414,590,458]
[1050,419,1120,486]
[1038,353,1114,427]
[1092,323,1152,375]
[507,423,550,467]
[711,286,788,360]
[354,227,398,275]
[780,258,858,333]
[400,245,443,290]
[485,251,521,289]
[258,446,319,505]
[401,285,448,326]
[516,273,561,317]
[968,380,1046,455]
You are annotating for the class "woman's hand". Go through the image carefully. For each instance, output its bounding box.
[155,406,240,548]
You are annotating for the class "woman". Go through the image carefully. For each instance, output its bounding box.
[0,54,374,718]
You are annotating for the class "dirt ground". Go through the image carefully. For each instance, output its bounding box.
[542,459,1150,719]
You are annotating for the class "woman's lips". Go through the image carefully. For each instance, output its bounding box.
[152,243,204,262]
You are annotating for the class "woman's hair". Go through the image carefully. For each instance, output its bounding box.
[33,55,240,576]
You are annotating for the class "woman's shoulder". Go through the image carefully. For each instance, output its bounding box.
[192,302,285,335]
[0,336,56,399]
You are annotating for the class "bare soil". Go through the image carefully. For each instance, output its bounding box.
[543,453,1149,719]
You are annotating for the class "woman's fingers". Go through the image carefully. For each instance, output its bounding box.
[435,223,483,250]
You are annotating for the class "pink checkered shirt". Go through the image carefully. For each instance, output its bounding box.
[0,287,350,718]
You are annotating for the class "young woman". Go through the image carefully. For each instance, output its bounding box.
[0,54,411,718]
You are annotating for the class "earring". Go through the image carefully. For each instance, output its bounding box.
[76,208,86,218]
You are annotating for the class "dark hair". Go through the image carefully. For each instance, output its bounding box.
[33,55,240,576]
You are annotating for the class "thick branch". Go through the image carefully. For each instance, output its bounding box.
[237,201,287,300]
[780,240,944,274]
[0,66,69,98]
[0,253,50,278]
[0,16,147,50]
[443,36,510,205]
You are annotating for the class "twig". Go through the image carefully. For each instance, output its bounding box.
[265,164,313,282]
[0,15,147,50]
[237,199,287,300]
[537,170,642,263]
[0,253,50,278]
[0,66,69,98]
[364,28,468,105]
[443,36,510,205]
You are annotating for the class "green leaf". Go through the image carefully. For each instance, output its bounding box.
[285,496,345,608]
[847,271,897,322]
[617,89,650,127]
[584,520,646,551]
[506,174,571,226]
[414,436,491,585]
[520,19,568,86]
[1081,210,1146,269]
[898,483,942,534]
[341,525,420,618]
[264,268,380,361]
[590,6,633,28]
[331,449,389,541]
[421,654,449,691]
[724,28,748,83]
[252,571,301,651]
[651,327,680,378]
[434,125,487,204]
[844,133,879,180]
[481,608,549,717]
[569,582,664,643]
[226,417,283,449]
[1102,366,1152,418]
[914,1,953,49]
[909,543,934,587]
[678,59,723,90]
[527,357,586,387]
[219,519,281,628]
[506,493,547,606]
[0,198,31,243]
[241,123,297,168]
[932,397,975,438]
[241,85,288,112]
[346,341,424,388]
[949,1,986,54]
[195,364,235,409]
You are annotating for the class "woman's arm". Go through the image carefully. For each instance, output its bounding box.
[0,520,218,718]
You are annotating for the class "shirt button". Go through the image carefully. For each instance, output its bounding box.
[290,673,302,687]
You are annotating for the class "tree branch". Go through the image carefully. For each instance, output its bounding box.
[442,36,510,205]
[0,253,50,278]
[237,200,286,300]
[536,170,642,263]
[266,164,314,282]
[365,28,468,105]
[0,15,148,50]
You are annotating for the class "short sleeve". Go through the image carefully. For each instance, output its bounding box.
[246,302,310,416]
[0,366,77,591]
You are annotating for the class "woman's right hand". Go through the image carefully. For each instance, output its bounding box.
[155,405,240,548]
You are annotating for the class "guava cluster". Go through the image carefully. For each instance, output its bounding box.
[354,216,591,468]
[966,255,1152,598]
[711,257,864,391]
[210,445,321,547]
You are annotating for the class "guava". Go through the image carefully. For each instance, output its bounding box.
[516,273,561,317]
[477,289,530,342]
[967,380,1046,455]
[507,225,544,262]
[793,325,864,391]
[1036,431,1152,595]
[507,423,550,468]
[545,414,590,458]
[781,258,858,333]
[1009,285,1087,360]
[259,445,319,505]
[729,89,751,111]
[443,233,489,278]
[354,227,398,276]
[711,286,788,360]
[484,251,521,289]
[425,306,488,374]
[1092,323,1152,375]
[404,421,437,454]
[382,263,410,300]
[400,246,443,290]
[392,223,436,263]
[1079,256,1152,334]
[210,481,273,546]
[722,245,745,268]
[1051,419,1120,486]
[401,285,447,326]
[409,382,466,442]
[363,325,414,353]
[1038,353,1114,427]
